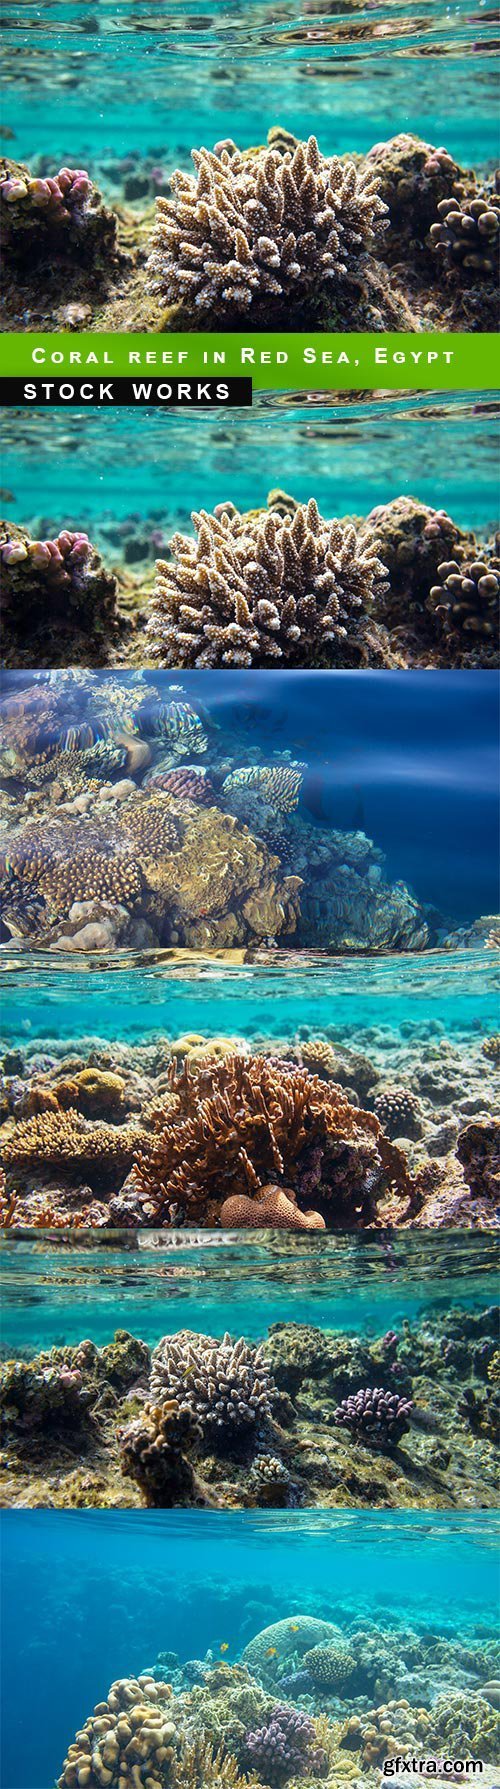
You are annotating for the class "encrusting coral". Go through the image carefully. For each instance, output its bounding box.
[120,1053,411,1226]
[146,134,387,326]
[146,499,389,669]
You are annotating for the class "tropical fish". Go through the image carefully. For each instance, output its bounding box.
[265,1647,278,1657]
[219,1643,229,1653]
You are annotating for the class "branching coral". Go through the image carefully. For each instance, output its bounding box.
[0,524,121,667]
[426,554,500,658]
[429,189,500,280]
[146,133,387,325]
[123,1053,410,1226]
[0,1109,143,1173]
[0,157,118,272]
[146,499,388,669]
[243,1703,325,1787]
[333,1386,413,1448]
[149,1330,278,1444]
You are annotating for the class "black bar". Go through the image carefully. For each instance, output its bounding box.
[0,376,253,407]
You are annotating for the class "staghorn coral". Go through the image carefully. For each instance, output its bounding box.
[373,1086,423,1140]
[333,1386,413,1448]
[124,1053,410,1226]
[243,1703,325,1787]
[57,1676,178,1788]
[146,134,387,326]
[0,523,122,668]
[302,1642,356,1690]
[0,157,118,275]
[429,188,500,280]
[426,554,500,659]
[149,1330,278,1445]
[146,499,388,670]
[176,1737,264,1788]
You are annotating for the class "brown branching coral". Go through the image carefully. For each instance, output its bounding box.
[426,554,500,660]
[429,188,500,280]
[146,134,387,326]
[123,1053,411,1226]
[147,499,389,669]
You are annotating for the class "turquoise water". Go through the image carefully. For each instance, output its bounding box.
[3,4,498,170]
[3,396,500,552]
[2,950,498,1040]
[1,1232,498,1352]
[2,1508,500,1788]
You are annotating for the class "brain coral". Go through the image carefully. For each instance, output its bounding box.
[149,1330,278,1444]
[146,499,388,669]
[124,1052,410,1225]
[303,1642,356,1689]
[242,1615,343,1679]
[146,134,387,325]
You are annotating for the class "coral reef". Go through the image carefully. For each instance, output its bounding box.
[333,1386,413,1449]
[432,1690,500,1762]
[340,1699,432,1768]
[0,523,124,668]
[146,135,387,326]
[122,1053,410,1226]
[146,500,389,669]
[373,1087,423,1140]
[302,1642,356,1689]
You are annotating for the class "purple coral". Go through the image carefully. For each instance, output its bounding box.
[245,1704,326,1786]
[333,1385,413,1448]
[0,166,92,220]
[1,532,92,588]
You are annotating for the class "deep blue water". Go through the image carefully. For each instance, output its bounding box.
[2,1509,500,1789]
[5,668,498,920]
[4,398,500,547]
[1,1233,498,1353]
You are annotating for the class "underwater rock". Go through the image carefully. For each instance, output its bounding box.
[146,134,387,327]
[147,500,389,669]
[0,522,124,668]
[457,1119,500,1205]
[123,1053,411,1226]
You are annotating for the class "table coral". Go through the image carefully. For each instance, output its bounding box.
[123,1053,411,1226]
[146,498,388,669]
[146,134,387,326]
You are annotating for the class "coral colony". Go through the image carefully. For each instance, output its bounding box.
[2,493,498,670]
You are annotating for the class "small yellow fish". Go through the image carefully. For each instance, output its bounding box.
[289,1623,300,1632]
[265,1647,278,1657]
[219,1643,229,1653]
